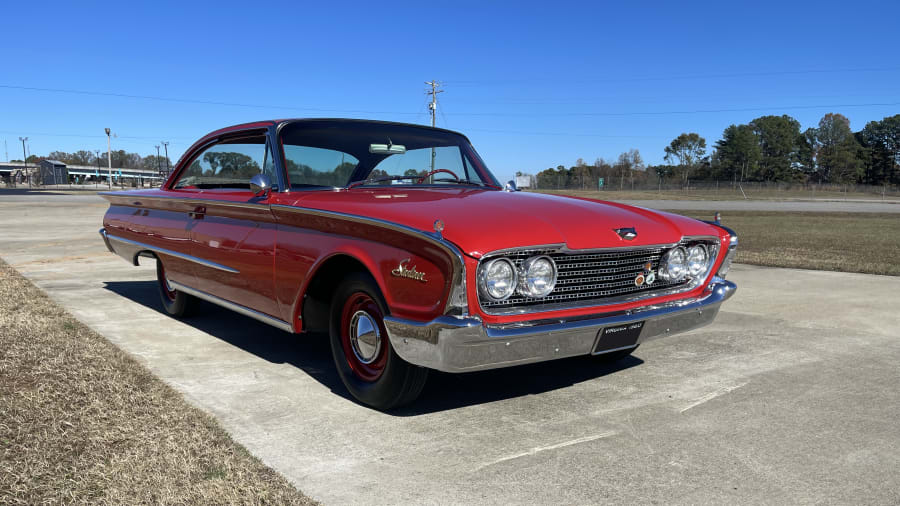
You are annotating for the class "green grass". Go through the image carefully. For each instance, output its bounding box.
[533,188,900,202]
[667,211,900,276]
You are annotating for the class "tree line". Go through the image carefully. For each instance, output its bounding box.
[11,149,172,173]
[534,112,900,188]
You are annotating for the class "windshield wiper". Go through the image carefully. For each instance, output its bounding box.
[346,175,420,189]
[431,178,487,187]
[347,175,492,189]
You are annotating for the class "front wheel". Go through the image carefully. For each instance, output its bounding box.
[329,273,428,410]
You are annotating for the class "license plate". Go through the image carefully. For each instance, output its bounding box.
[593,321,644,354]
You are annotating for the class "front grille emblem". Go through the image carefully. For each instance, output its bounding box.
[615,227,637,241]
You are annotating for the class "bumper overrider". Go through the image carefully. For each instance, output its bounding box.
[385,279,736,373]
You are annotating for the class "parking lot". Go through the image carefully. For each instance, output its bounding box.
[1,193,899,504]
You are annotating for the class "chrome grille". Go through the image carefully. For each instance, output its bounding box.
[478,241,716,314]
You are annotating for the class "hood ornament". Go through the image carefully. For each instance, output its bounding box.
[433,219,444,240]
[615,227,637,241]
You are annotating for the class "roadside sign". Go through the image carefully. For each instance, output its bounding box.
[598,178,604,189]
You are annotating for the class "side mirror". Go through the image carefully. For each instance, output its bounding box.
[249,173,272,197]
[504,180,518,192]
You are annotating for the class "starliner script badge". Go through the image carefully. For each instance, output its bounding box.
[391,259,427,282]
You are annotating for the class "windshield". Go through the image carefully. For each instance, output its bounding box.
[279,120,499,189]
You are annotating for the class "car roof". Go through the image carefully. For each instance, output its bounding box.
[176,118,474,180]
[274,118,465,137]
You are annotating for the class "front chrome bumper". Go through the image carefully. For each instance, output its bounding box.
[384,279,736,373]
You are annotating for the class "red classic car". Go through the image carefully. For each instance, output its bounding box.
[99,119,737,410]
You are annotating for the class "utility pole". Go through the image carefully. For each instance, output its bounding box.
[105,128,112,189]
[425,80,442,128]
[19,137,28,188]
[161,141,170,180]
[4,139,7,162]
[95,150,101,188]
[425,80,443,174]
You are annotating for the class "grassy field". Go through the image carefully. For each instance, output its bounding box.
[534,188,900,202]
[667,210,900,276]
[0,260,316,505]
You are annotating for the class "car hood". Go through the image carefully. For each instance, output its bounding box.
[286,188,720,257]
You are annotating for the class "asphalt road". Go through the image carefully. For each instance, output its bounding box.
[2,194,899,504]
[622,198,900,213]
[2,188,900,213]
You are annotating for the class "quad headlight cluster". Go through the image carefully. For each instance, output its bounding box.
[659,243,713,283]
[479,242,716,303]
[478,255,558,301]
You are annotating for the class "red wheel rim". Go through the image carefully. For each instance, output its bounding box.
[340,292,388,382]
[158,262,177,302]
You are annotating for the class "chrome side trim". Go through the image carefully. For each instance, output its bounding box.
[99,228,115,253]
[104,232,240,274]
[167,280,294,333]
[271,204,468,316]
[99,193,271,211]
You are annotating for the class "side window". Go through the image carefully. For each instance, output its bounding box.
[283,145,359,188]
[174,135,270,190]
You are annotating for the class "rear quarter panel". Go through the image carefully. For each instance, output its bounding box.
[101,190,196,287]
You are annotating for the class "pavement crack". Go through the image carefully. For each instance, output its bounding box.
[473,431,617,471]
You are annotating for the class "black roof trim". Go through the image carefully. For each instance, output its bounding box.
[273,118,471,142]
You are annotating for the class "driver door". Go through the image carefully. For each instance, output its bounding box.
[173,132,282,319]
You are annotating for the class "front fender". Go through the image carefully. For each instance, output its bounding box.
[271,205,463,330]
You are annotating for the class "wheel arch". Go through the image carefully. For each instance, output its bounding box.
[133,250,158,266]
[295,251,388,334]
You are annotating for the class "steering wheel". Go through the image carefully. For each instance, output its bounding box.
[417,168,460,184]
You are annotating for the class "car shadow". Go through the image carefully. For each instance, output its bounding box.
[0,188,74,195]
[102,280,643,415]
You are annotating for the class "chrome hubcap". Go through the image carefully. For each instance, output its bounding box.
[350,310,381,364]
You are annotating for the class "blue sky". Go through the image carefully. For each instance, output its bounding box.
[1,0,898,182]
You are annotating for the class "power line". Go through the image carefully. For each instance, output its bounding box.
[0,84,422,116]
[440,101,900,118]
[465,128,668,139]
[3,83,896,121]
[442,91,900,106]
[0,129,190,141]
[444,65,900,86]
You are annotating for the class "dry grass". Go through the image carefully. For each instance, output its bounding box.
[667,211,900,276]
[0,260,317,505]
[534,188,900,202]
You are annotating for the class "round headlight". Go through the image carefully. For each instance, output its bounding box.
[660,247,688,282]
[687,244,709,277]
[517,256,557,298]
[479,258,517,300]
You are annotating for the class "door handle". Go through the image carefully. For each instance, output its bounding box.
[188,206,206,219]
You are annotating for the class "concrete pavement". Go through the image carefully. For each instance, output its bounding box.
[1,193,899,504]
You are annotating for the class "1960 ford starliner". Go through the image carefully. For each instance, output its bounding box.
[99,119,737,410]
